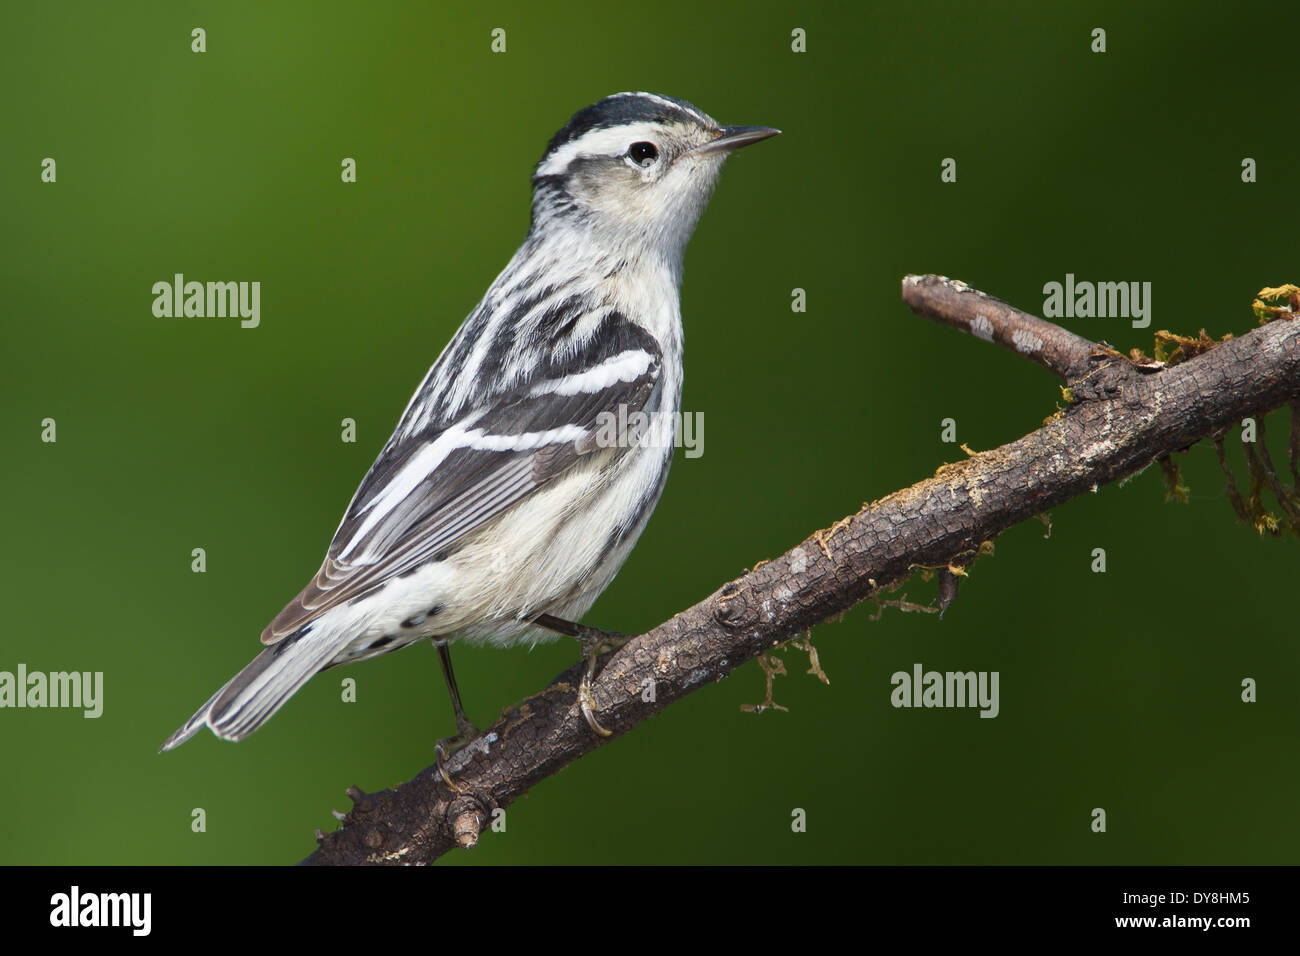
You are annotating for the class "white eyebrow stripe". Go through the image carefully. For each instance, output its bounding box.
[529,349,656,397]
[536,122,670,177]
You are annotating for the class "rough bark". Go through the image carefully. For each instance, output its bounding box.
[302,275,1300,866]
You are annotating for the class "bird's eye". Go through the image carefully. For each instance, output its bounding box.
[627,141,659,167]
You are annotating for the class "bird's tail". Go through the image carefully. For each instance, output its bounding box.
[159,625,343,752]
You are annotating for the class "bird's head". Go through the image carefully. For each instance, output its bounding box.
[530,92,779,266]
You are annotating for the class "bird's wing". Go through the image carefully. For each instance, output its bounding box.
[261,338,663,644]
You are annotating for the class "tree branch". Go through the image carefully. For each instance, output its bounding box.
[302,275,1300,865]
[902,274,1101,380]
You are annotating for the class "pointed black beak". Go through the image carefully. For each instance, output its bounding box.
[694,125,782,156]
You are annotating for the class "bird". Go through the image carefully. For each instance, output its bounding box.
[160,92,779,759]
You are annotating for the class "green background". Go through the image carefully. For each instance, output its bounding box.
[2,1,1297,865]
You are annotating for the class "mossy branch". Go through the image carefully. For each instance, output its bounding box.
[302,275,1300,866]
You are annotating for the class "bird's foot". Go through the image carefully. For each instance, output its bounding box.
[529,613,629,737]
[577,627,630,738]
[434,713,481,793]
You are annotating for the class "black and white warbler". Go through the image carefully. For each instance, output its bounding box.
[161,92,778,756]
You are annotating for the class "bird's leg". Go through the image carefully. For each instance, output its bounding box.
[530,613,630,738]
[432,639,479,792]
